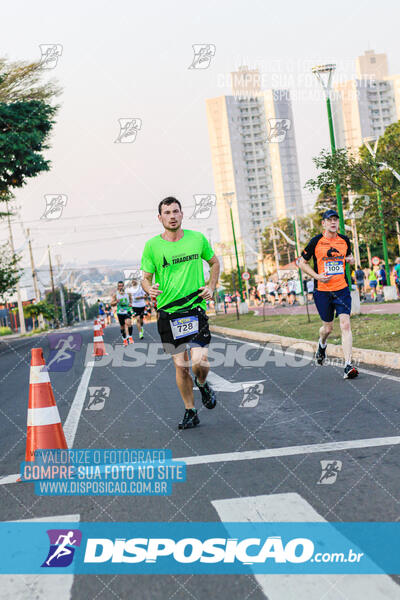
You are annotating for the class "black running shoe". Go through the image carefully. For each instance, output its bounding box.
[194,377,217,409]
[178,409,200,429]
[315,343,326,365]
[344,364,359,379]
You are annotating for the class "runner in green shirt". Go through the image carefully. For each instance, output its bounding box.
[141,196,220,430]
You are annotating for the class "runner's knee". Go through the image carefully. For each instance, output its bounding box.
[175,365,191,378]
[340,318,351,332]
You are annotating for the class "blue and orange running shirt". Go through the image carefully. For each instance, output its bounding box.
[301,233,352,292]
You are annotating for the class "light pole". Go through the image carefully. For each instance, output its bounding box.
[312,64,351,286]
[6,200,26,334]
[364,137,390,284]
[222,192,244,303]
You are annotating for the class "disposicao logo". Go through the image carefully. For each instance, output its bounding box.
[83,536,314,564]
[41,529,82,567]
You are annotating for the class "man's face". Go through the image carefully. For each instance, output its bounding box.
[158,202,183,231]
[117,282,124,292]
[323,216,339,233]
[131,279,137,287]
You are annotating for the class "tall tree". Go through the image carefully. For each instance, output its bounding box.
[0,241,21,302]
[305,123,400,259]
[0,59,60,103]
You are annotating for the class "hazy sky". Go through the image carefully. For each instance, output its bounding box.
[1,0,399,271]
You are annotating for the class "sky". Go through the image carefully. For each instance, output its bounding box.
[1,0,399,272]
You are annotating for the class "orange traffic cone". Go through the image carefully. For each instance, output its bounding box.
[93,320,108,356]
[25,348,68,462]
[98,316,105,332]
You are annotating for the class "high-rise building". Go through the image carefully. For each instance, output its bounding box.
[333,50,400,153]
[206,66,303,270]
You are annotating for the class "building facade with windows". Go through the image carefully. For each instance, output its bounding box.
[333,50,400,153]
[206,66,303,270]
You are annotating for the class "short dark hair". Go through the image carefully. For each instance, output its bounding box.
[118,280,124,285]
[158,196,182,215]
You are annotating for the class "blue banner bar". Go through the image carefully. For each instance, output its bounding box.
[0,522,399,574]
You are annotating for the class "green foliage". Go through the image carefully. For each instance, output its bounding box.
[304,121,400,260]
[24,301,56,321]
[261,218,297,265]
[219,268,257,294]
[0,241,21,301]
[0,58,61,103]
[0,326,12,336]
[0,100,57,196]
[87,303,101,320]
[44,288,83,324]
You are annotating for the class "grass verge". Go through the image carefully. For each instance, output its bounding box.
[209,312,400,353]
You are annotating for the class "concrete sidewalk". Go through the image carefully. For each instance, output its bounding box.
[210,324,400,370]
[249,300,400,317]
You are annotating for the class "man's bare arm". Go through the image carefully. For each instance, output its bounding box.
[298,257,333,283]
[199,255,220,300]
[141,272,163,301]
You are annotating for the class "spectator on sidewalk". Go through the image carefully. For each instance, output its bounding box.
[267,279,276,306]
[280,280,288,305]
[368,268,378,302]
[257,281,266,305]
[394,258,400,298]
[287,279,297,305]
[305,277,314,302]
[378,264,387,289]
[355,266,366,300]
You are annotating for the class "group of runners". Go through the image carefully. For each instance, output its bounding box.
[253,279,299,306]
[98,199,360,430]
[96,281,148,346]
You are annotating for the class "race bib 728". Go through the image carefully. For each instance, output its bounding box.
[170,316,199,340]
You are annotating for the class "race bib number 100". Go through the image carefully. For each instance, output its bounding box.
[324,260,344,275]
[170,316,199,340]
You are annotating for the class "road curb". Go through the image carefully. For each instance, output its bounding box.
[210,325,400,370]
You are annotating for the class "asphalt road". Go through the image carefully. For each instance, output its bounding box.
[1,321,400,599]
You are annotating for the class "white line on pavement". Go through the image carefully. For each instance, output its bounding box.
[0,514,80,600]
[0,362,94,486]
[212,333,400,382]
[180,436,400,466]
[1,436,400,485]
[212,493,399,599]
[63,361,94,448]
[198,371,265,392]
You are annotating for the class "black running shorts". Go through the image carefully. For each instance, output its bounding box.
[157,306,211,355]
[117,313,132,326]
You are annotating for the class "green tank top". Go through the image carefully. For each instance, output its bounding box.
[116,291,130,314]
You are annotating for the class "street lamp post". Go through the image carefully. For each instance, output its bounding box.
[312,64,351,286]
[223,192,245,305]
[364,138,390,284]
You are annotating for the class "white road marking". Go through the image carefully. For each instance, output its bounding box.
[212,493,400,599]
[2,435,399,485]
[63,361,94,448]
[0,362,94,486]
[212,333,400,382]
[0,514,80,600]
[197,370,265,392]
[0,473,19,485]
[180,436,400,466]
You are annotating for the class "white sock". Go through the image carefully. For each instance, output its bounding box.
[319,338,327,348]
